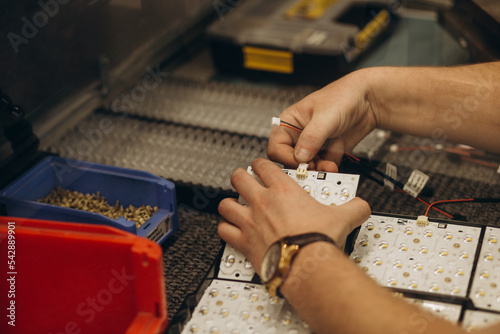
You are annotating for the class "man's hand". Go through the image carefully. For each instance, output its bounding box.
[217,158,371,275]
[267,68,379,170]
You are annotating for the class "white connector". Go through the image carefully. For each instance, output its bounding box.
[416,215,429,227]
[296,163,308,180]
[271,117,281,127]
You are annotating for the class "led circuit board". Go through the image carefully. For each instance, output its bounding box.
[469,227,500,312]
[220,167,360,281]
[351,215,482,297]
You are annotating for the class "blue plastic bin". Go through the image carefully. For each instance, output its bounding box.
[0,156,178,244]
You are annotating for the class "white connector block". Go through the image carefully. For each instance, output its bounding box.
[296,163,308,180]
[271,117,281,127]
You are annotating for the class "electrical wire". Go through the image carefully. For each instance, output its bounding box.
[424,198,500,217]
[276,118,500,220]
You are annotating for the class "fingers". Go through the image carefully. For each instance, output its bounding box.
[267,123,301,167]
[251,158,292,187]
[218,198,250,229]
[293,111,335,163]
[335,197,371,232]
[218,220,244,246]
[230,168,264,204]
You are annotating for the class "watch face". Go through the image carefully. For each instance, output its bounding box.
[261,241,281,283]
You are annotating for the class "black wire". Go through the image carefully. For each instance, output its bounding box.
[280,120,304,132]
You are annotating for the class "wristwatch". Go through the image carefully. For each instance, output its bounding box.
[260,233,337,297]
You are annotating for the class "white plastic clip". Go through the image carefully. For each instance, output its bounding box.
[271,117,281,127]
[416,215,429,227]
[296,163,308,180]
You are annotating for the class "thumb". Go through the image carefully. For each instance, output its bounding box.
[338,197,372,231]
[294,113,336,163]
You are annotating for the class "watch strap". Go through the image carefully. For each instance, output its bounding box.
[284,232,337,249]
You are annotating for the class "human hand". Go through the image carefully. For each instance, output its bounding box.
[267,68,379,171]
[217,158,371,276]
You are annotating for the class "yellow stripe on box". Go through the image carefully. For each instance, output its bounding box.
[243,46,294,74]
[284,0,339,20]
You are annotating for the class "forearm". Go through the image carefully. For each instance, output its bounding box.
[280,242,464,334]
[365,63,500,153]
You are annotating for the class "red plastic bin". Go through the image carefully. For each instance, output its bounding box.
[0,216,168,334]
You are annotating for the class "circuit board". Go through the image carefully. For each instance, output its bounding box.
[219,167,360,281]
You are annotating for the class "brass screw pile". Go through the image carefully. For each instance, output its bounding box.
[37,187,159,229]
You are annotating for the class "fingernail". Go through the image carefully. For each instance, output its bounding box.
[295,148,312,162]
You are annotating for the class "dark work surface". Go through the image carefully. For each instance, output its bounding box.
[162,205,222,321]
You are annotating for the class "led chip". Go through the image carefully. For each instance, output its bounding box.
[480,271,489,279]
[209,289,218,298]
[379,241,388,249]
[393,260,403,269]
[387,277,397,286]
[220,309,229,318]
[419,246,428,254]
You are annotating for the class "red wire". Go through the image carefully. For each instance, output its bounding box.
[394,189,454,219]
[280,123,303,132]
[461,156,499,169]
[416,197,454,219]
[425,198,474,217]
[344,152,360,162]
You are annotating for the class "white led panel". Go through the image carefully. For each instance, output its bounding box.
[469,227,500,312]
[239,167,359,207]
[351,215,482,297]
[405,298,462,324]
[221,168,360,281]
[218,244,256,281]
[181,280,312,334]
[462,310,500,331]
